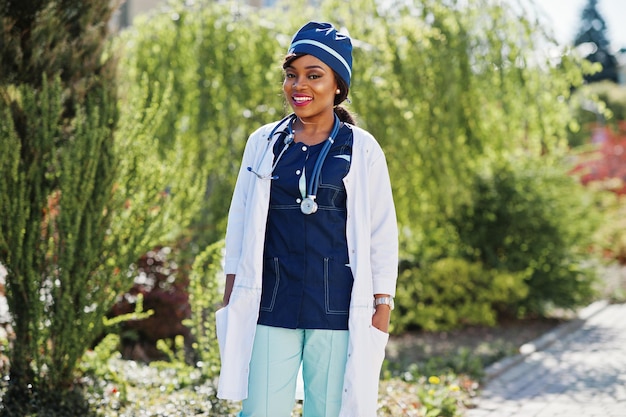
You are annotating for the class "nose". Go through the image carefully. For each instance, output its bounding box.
[292,76,303,89]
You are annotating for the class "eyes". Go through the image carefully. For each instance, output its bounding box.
[284,72,323,81]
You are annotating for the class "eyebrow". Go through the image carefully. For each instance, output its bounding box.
[286,65,327,71]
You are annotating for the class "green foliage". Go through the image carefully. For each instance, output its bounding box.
[395,258,527,332]
[592,82,626,123]
[573,0,619,83]
[1,0,120,397]
[102,293,153,328]
[119,0,598,331]
[187,240,224,382]
[108,73,205,260]
[77,332,236,416]
[117,0,287,247]
[79,334,129,407]
[335,0,582,265]
[0,384,96,417]
[71,240,231,416]
[452,158,601,315]
[0,0,203,411]
[421,350,486,382]
[322,0,595,328]
[0,0,116,88]
[593,192,626,268]
[383,348,486,383]
[378,373,470,417]
[416,375,459,417]
[0,70,118,395]
[568,81,626,147]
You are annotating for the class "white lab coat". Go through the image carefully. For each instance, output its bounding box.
[216,120,398,417]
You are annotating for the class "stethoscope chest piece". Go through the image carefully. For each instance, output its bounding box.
[298,113,340,215]
[300,197,318,215]
[250,113,341,216]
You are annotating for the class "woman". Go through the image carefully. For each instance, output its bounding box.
[216,21,398,417]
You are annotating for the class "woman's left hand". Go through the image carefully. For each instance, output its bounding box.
[372,305,391,333]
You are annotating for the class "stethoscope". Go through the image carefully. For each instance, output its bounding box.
[247,114,296,181]
[247,112,340,215]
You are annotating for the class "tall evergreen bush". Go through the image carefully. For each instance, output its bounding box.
[573,0,619,83]
[1,0,119,399]
[0,0,202,412]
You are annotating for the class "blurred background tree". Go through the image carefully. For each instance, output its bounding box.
[567,0,626,272]
[567,0,624,146]
[573,0,619,84]
[115,0,604,334]
[321,0,600,328]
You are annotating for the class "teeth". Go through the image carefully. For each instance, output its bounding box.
[294,96,311,102]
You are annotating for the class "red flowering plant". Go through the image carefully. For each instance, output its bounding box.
[570,121,626,264]
[570,121,626,195]
[108,246,193,362]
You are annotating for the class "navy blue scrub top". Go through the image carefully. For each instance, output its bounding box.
[258,123,354,330]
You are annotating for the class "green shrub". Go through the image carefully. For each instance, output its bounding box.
[187,241,224,379]
[568,81,626,148]
[1,1,203,410]
[452,158,601,316]
[185,239,230,414]
[395,258,527,332]
[378,372,470,417]
[601,197,626,266]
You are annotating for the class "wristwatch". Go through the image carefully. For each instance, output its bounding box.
[374,296,394,310]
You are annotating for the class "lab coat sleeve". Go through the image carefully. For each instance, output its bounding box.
[223,126,269,274]
[368,148,398,297]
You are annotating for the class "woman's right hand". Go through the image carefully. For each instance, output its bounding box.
[222,274,236,306]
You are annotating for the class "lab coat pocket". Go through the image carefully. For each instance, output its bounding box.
[215,306,229,360]
[340,321,389,417]
[368,324,389,366]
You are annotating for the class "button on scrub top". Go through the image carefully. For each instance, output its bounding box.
[258,124,354,330]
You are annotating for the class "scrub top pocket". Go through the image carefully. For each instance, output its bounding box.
[324,257,354,315]
[260,256,280,312]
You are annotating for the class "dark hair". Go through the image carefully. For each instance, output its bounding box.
[283,54,356,125]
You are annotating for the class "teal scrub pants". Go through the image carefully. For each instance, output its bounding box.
[239,324,349,417]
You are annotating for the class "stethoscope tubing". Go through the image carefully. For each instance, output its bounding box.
[247,112,341,202]
[247,114,295,180]
[307,114,339,199]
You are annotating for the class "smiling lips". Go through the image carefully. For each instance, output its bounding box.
[292,94,312,106]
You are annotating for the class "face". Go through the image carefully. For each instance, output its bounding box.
[283,54,339,122]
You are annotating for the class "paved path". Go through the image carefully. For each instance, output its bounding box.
[465,302,626,417]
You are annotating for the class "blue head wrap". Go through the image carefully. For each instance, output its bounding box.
[288,21,353,87]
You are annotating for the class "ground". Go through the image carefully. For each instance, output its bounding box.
[386,316,564,370]
[387,262,626,370]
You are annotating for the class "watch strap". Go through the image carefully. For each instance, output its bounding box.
[374,296,394,310]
